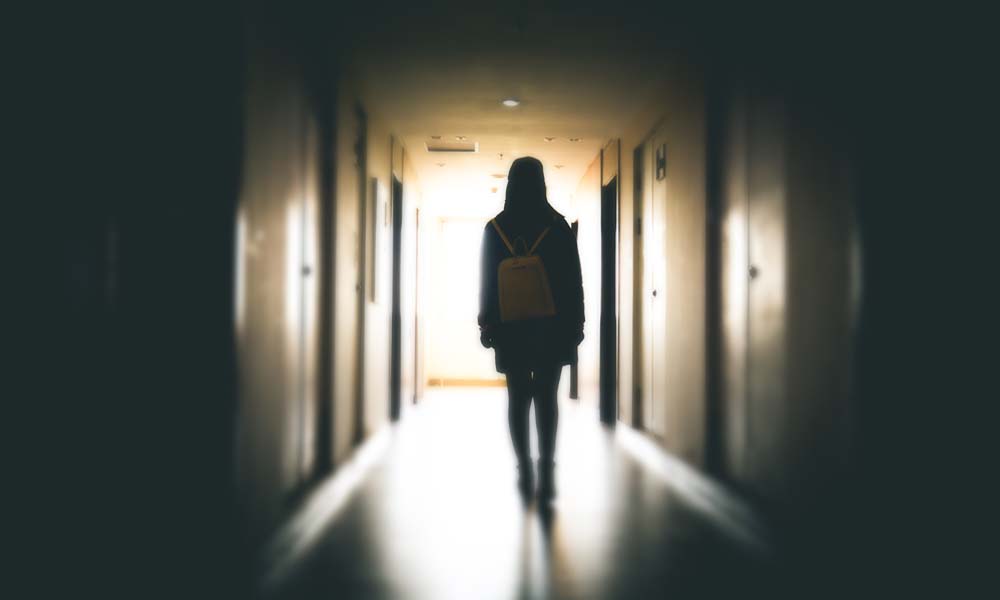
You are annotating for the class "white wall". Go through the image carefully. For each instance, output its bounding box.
[571,156,603,407]
[424,216,500,382]
[235,36,321,537]
[568,58,708,466]
[361,108,393,436]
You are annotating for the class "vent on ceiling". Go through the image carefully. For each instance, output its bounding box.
[425,140,479,153]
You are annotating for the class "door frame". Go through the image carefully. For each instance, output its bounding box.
[389,174,404,421]
[599,139,621,425]
[631,142,645,430]
[352,104,368,446]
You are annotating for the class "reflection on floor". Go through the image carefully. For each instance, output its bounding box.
[261,388,779,599]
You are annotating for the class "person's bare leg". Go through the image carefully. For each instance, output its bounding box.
[533,365,562,501]
[506,368,533,499]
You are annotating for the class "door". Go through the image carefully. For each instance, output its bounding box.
[745,92,786,485]
[719,90,750,479]
[642,132,668,439]
[295,107,320,483]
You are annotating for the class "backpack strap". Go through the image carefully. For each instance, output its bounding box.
[528,226,551,255]
[490,219,515,255]
[491,219,551,256]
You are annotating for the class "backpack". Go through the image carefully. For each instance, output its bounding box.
[491,218,556,322]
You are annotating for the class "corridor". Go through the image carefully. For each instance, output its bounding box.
[261,389,773,600]
[44,2,975,599]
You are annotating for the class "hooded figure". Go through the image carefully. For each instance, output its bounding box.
[478,156,584,503]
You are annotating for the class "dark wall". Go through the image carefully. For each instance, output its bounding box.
[702,8,977,594]
[44,5,340,597]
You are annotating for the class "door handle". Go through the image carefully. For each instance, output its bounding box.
[749,265,760,280]
[652,290,657,297]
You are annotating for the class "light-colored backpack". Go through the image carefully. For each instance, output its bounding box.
[491,219,556,322]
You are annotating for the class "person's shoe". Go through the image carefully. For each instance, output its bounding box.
[537,459,556,503]
[516,462,535,502]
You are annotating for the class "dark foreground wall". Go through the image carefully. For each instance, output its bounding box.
[43,5,331,598]
[702,10,985,593]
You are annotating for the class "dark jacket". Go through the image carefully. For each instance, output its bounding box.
[478,209,585,373]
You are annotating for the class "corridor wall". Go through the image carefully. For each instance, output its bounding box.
[232,19,421,545]
[572,157,602,406]
[235,25,324,539]
[572,57,708,466]
[716,82,858,506]
[598,55,858,513]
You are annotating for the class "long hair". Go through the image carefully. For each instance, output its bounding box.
[499,156,554,242]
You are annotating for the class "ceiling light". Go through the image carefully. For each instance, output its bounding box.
[455,135,467,141]
[430,135,442,140]
[554,165,564,169]
[501,98,520,107]
[569,137,581,142]
[544,137,555,142]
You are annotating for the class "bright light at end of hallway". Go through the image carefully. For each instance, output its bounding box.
[501,98,520,107]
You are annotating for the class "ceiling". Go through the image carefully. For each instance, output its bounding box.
[341,3,681,215]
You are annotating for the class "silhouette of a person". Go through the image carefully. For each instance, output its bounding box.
[479,156,585,503]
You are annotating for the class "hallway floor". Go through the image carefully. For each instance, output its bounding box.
[261,389,779,599]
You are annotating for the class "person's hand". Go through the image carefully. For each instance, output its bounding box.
[480,325,495,348]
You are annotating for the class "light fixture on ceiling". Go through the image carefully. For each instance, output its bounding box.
[426,140,478,153]
[544,136,555,142]
[554,165,564,169]
[501,98,520,107]
[430,135,442,140]
[455,135,467,141]
[568,137,581,142]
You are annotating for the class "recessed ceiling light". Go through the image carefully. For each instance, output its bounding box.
[544,137,555,142]
[568,137,581,142]
[501,98,520,107]
[554,165,564,169]
[455,135,467,141]
[430,135,442,140]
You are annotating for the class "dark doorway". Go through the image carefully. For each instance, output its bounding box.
[631,144,645,430]
[600,177,618,424]
[413,207,421,405]
[353,106,367,445]
[389,175,404,420]
[313,64,336,478]
[570,219,580,400]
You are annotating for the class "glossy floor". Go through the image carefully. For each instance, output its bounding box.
[261,388,779,599]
